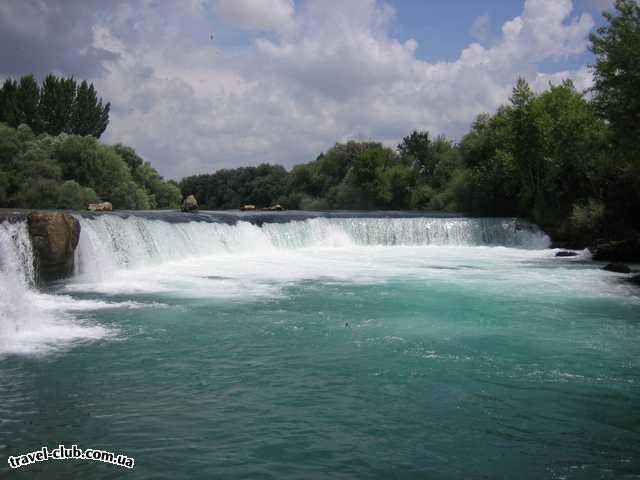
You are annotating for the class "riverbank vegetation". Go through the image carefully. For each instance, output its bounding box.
[182,0,639,247]
[180,72,630,245]
[0,74,110,138]
[0,0,637,247]
[0,74,181,209]
[0,124,181,209]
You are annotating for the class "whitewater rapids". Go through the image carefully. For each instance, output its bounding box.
[0,214,635,357]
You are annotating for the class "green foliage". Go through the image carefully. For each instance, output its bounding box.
[71,81,110,137]
[151,181,182,209]
[383,163,415,209]
[13,178,61,209]
[0,171,8,204]
[409,183,434,210]
[0,74,110,138]
[4,9,640,253]
[430,136,462,189]
[590,0,640,157]
[589,0,640,231]
[454,78,610,231]
[398,130,433,174]
[57,180,99,209]
[509,78,542,214]
[112,145,181,208]
[0,122,178,210]
[0,122,21,165]
[17,75,40,128]
[180,164,290,209]
[0,79,20,127]
[571,199,606,235]
[346,144,396,208]
[180,141,415,210]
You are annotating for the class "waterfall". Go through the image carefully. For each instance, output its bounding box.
[1,214,553,355]
[262,217,549,249]
[74,215,550,280]
[0,220,108,357]
[0,221,37,343]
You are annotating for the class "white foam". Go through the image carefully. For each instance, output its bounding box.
[71,215,553,296]
[68,241,640,304]
[2,215,636,357]
[74,215,551,284]
[0,221,113,357]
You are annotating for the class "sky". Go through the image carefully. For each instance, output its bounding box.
[0,0,616,179]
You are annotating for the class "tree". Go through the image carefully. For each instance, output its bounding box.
[457,107,519,215]
[0,120,176,210]
[38,75,76,135]
[531,81,608,222]
[346,144,397,208]
[17,75,40,130]
[54,135,101,188]
[429,135,462,190]
[71,81,110,137]
[590,0,640,157]
[383,163,414,209]
[0,121,21,166]
[0,74,110,138]
[151,181,182,209]
[589,0,640,231]
[0,79,19,127]
[179,164,291,209]
[57,180,99,209]
[13,178,62,209]
[509,77,544,215]
[398,130,433,175]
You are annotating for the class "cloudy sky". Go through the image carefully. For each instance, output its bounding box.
[0,0,615,179]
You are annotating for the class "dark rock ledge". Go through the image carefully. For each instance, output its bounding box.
[0,211,80,283]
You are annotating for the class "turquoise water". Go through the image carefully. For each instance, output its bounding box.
[1,217,639,479]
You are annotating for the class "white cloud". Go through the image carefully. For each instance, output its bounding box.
[0,0,52,38]
[213,0,296,33]
[471,13,490,43]
[532,65,594,92]
[85,0,597,179]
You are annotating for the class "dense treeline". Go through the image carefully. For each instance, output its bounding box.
[0,74,110,138]
[181,0,639,245]
[0,123,181,209]
[180,136,462,211]
[0,73,180,210]
[179,80,615,241]
[180,164,290,210]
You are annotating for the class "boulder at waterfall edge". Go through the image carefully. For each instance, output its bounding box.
[182,195,199,212]
[603,263,632,274]
[27,212,80,282]
[88,202,113,211]
[592,237,640,262]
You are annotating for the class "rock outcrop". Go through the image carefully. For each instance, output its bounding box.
[265,204,285,211]
[555,251,578,257]
[88,202,113,211]
[181,195,199,212]
[239,204,284,211]
[27,212,80,282]
[603,263,632,274]
[592,237,640,262]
